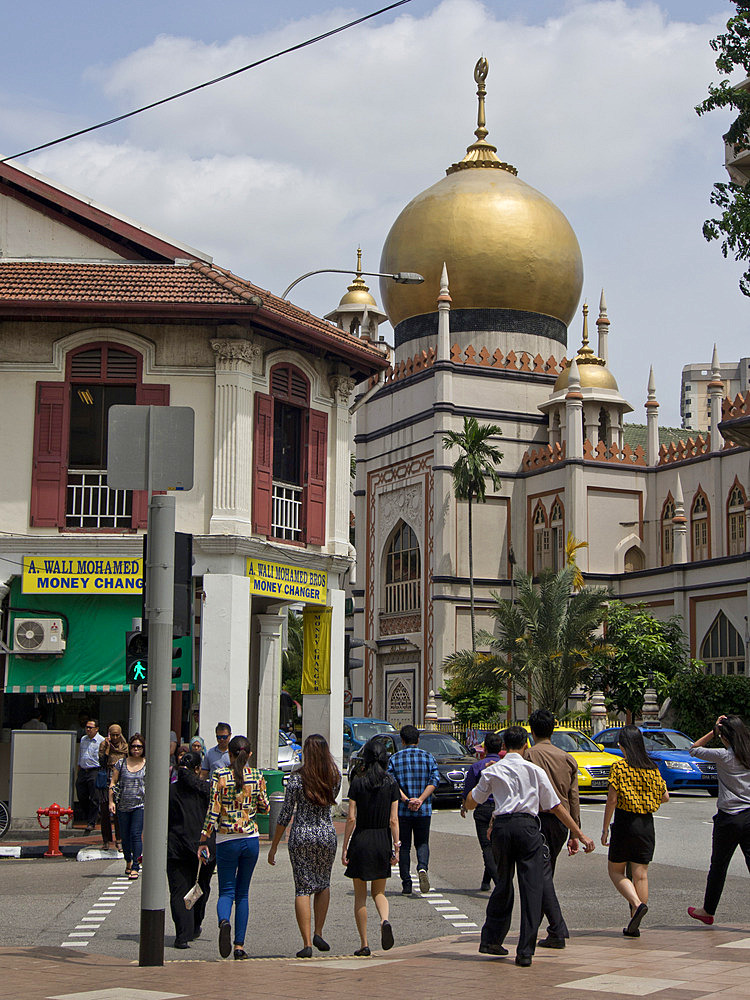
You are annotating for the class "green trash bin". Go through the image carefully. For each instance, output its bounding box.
[257,769,285,835]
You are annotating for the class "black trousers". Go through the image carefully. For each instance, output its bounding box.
[539,812,569,940]
[473,802,498,886]
[398,814,431,889]
[75,768,100,828]
[167,855,215,946]
[703,807,750,915]
[481,813,545,959]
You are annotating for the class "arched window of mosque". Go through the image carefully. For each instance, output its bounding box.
[727,482,746,557]
[691,490,709,561]
[389,680,412,718]
[598,407,611,445]
[550,499,564,572]
[701,612,745,676]
[623,546,644,573]
[661,498,674,567]
[384,521,421,615]
[532,502,550,575]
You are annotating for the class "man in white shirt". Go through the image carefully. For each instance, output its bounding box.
[76,719,105,834]
[464,725,595,966]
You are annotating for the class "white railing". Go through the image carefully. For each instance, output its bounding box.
[66,470,132,529]
[384,579,420,614]
[272,481,303,541]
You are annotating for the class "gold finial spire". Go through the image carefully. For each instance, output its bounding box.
[346,247,371,294]
[448,58,517,176]
[572,300,606,369]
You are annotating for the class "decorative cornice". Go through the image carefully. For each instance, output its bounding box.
[211,338,262,373]
[329,375,357,405]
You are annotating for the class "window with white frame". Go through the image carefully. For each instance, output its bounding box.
[691,491,709,561]
[550,499,564,571]
[728,483,746,557]
[701,612,746,676]
[533,502,550,575]
[661,498,674,567]
[383,521,421,615]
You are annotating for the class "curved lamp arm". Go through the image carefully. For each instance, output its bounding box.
[282,269,423,300]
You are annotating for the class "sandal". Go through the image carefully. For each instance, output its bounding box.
[128,869,140,880]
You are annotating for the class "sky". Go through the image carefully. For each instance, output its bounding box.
[0,0,745,426]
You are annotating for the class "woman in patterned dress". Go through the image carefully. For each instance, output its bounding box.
[601,725,668,937]
[268,734,341,958]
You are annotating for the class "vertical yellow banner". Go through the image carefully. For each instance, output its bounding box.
[302,606,332,695]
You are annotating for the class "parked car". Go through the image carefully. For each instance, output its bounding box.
[348,730,476,804]
[342,717,397,766]
[593,724,719,795]
[491,725,615,795]
[278,729,302,779]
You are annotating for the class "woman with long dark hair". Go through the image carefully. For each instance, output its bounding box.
[342,737,400,956]
[109,732,146,879]
[268,734,341,957]
[688,714,750,925]
[198,735,269,960]
[601,725,668,937]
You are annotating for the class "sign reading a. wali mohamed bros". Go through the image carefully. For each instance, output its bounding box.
[22,556,143,594]
[246,558,327,605]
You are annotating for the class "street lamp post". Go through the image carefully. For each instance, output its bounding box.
[281,268,423,300]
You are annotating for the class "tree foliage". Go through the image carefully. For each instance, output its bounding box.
[439,676,506,725]
[443,416,503,651]
[282,610,303,702]
[669,670,750,739]
[697,2,750,296]
[443,565,610,718]
[584,601,690,718]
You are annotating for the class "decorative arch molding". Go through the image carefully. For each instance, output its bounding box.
[660,491,675,567]
[700,610,746,676]
[378,483,424,551]
[726,476,747,556]
[614,532,645,573]
[690,484,711,560]
[262,348,326,405]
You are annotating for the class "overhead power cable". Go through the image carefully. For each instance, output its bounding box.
[1,0,413,165]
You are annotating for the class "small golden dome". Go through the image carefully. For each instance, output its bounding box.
[379,59,583,330]
[337,248,377,308]
[553,303,619,391]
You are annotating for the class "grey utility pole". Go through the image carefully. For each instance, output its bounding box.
[108,404,194,967]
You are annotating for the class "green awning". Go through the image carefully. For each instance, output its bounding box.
[5,578,192,692]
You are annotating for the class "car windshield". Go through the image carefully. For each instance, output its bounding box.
[279,732,295,746]
[418,734,469,756]
[641,730,695,751]
[551,730,602,753]
[352,722,396,741]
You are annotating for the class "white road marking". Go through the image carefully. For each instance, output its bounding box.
[62,875,133,948]
[60,941,88,948]
[444,914,469,920]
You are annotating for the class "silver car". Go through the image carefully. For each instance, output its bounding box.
[278,730,302,779]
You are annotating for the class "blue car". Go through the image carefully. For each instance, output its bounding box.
[593,725,719,795]
[343,717,397,766]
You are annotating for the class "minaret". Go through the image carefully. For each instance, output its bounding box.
[324,248,388,341]
[673,473,688,564]
[437,263,452,361]
[596,289,609,364]
[646,366,660,466]
[708,343,723,450]
[565,359,583,460]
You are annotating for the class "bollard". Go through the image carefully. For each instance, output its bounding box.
[37,802,74,857]
[267,792,286,840]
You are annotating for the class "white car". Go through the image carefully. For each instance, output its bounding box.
[278,730,302,779]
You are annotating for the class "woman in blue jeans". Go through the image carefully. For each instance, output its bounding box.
[109,733,146,879]
[198,735,269,959]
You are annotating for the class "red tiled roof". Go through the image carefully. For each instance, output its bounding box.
[0,260,389,368]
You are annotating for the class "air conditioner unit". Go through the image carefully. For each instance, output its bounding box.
[12,618,66,655]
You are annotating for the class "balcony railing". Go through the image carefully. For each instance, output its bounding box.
[272,481,303,541]
[383,579,420,615]
[66,470,132,529]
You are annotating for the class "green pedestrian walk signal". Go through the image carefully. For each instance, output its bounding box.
[125,630,148,686]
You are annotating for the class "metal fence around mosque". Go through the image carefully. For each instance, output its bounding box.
[429,715,622,750]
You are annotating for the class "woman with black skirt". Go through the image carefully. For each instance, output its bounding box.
[601,725,668,937]
[342,738,400,956]
[688,714,750,925]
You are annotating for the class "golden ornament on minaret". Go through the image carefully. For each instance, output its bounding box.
[379,58,583,332]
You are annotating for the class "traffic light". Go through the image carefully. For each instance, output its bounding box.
[125,630,148,686]
[345,635,364,678]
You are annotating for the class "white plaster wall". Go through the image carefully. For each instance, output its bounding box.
[1,198,128,261]
[455,496,508,580]
[0,370,39,533]
[586,486,642,574]
[165,374,214,535]
[199,574,251,736]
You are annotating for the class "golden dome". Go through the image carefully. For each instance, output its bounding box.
[337,248,377,308]
[379,59,583,330]
[553,303,619,391]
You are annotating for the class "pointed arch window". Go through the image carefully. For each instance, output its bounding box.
[550,498,564,572]
[727,481,746,557]
[384,521,421,614]
[624,546,644,573]
[691,490,710,561]
[661,497,674,567]
[701,612,745,676]
[533,502,551,575]
[598,407,611,445]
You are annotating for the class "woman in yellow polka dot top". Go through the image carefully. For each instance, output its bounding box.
[601,725,668,938]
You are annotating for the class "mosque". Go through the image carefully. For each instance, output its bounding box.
[324,60,750,727]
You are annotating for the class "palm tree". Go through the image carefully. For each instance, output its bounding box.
[443,416,503,651]
[443,565,610,717]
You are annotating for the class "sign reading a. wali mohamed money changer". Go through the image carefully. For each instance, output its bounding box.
[22,556,143,594]
[245,558,327,605]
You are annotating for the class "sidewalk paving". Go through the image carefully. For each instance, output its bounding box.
[4,924,750,1000]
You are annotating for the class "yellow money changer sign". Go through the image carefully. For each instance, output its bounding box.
[302,607,332,695]
[245,557,327,605]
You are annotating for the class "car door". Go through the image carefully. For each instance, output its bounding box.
[343,722,354,766]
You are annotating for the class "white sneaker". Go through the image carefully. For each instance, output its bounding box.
[418,868,430,893]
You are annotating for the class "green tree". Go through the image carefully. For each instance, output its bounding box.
[585,601,690,719]
[697,2,750,296]
[439,676,506,725]
[669,669,750,739]
[443,565,610,718]
[282,610,303,702]
[443,416,503,651]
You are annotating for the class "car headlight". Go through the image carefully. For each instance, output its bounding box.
[293,749,302,761]
[578,767,591,777]
[664,760,692,771]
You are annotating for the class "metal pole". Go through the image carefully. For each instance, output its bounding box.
[138,493,175,967]
[128,617,143,737]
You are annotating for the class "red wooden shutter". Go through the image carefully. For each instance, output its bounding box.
[253,392,274,536]
[132,383,170,528]
[30,381,69,527]
[305,408,328,545]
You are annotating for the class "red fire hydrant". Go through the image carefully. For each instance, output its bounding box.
[37,802,74,857]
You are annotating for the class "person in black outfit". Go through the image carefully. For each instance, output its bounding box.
[168,751,216,949]
[461,731,504,890]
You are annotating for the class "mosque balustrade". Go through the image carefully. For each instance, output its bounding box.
[657,435,712,466]
[583,441,647,466]
[521,441,566,471]
[383,579,421,616]
[367,344,571,389]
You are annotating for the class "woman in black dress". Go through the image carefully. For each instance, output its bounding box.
[342,737,400,956]
[268,734,341,958]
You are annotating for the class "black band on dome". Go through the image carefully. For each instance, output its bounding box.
[393,308,568,349]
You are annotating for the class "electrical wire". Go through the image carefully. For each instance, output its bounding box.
[0,0,413,166]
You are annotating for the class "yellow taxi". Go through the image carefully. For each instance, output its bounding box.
[492,725,614,794]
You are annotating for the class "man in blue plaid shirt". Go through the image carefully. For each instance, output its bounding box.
[387,725,440,895]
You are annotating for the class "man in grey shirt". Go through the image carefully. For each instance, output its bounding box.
[200,723,232,779]
[77,719,104,833]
